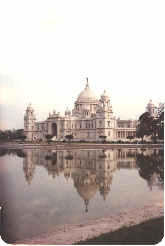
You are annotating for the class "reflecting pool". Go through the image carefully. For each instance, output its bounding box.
[0,148,164,243]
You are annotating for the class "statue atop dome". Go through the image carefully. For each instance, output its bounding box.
[85,77,89,90]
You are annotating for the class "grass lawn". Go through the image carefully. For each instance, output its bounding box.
[74,216,164,245]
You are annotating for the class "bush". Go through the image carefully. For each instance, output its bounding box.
[80,140,86,143]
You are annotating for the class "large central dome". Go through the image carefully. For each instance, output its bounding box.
[77,82,98,102]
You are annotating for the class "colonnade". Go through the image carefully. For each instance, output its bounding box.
[116,130,136,139]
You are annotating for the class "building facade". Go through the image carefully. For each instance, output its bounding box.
[23,80,155,142]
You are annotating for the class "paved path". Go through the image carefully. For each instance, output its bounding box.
[16,201,164,245]
[0,143,164,150]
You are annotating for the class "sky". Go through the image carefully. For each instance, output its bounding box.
[0,0,164,130]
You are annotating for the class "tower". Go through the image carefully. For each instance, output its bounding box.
[24,103,36,141]
[146,100,156,117]
[96,91,114,140]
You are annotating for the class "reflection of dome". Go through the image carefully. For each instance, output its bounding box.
[76,186,98,212]
[99,186,110,201]
[77,82,98,102]
[77,186,98,200]
[100,90,109,100]
[64,171,70,181]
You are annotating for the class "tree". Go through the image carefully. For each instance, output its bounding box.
[136,111,161,143]
[157,102,164,140]
[0,129,25,142]
[136,123,149,142]
[45,134,53,145]
[126,135,134,143]
[17,135,27,144]
[65,134,73,145]
[99,135,107,144]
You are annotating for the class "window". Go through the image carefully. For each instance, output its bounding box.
[108,121,110,127]
[108,131,110,136]
[99,121,102,127]
[80,124,81,128]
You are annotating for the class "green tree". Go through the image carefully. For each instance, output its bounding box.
[17,135,27,144]
[126,135,134,143]
[136,123,149,142]
[136,111,162,143]
[65,134,73,145]
[157,103,164,140]
[45,134,53,145]
[99,135,107,144]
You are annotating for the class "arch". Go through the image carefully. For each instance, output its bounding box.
[52,123,57,137]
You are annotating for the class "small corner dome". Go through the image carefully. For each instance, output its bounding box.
[65,107,71,115]
[27,103,34,110]
[147,99,155,107]
[100,90,109,100]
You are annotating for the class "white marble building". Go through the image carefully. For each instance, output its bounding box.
[23,79,155,142]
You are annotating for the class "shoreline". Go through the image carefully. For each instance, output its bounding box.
[0,143,164,150]
[15,201,164,245]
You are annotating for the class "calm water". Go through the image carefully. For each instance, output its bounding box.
[0,147,164,243]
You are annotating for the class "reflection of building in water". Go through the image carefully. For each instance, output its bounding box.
[22,148,163,209]
[23,149,37,185]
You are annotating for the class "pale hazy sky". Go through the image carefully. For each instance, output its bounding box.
[1,0,164,130]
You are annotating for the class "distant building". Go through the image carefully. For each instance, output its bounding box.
[23,79,155,141]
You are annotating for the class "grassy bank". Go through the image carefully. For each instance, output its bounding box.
[75,216,164,245]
